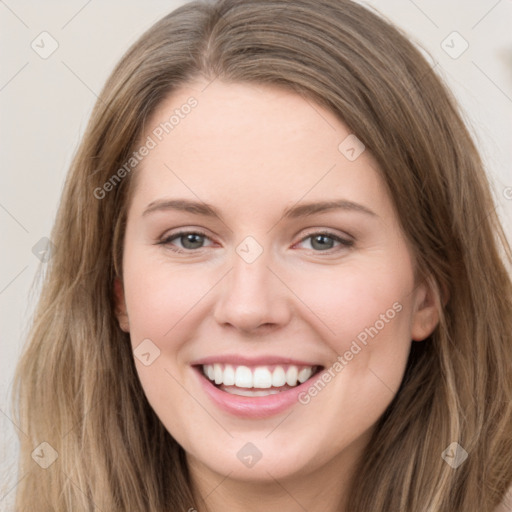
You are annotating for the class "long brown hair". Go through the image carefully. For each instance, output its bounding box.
[10,0,512,510]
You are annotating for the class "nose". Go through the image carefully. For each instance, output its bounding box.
[212,246,291,334]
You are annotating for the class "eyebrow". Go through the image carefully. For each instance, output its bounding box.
[142,198,377,220]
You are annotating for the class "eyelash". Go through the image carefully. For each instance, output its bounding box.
[157,229,354,254]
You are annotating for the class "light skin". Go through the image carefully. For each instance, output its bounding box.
[114,79,440,512]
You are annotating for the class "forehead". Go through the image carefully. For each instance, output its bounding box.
[145,79,347,160]
[129,79,390,219]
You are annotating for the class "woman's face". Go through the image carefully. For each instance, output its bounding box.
[115,79,439,485]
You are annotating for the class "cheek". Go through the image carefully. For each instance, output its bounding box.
[290,258,414,447]
[121,256,209,429]
[121,254,222,421]
[296,257,414,352]
[122,252,211,343]
[295,254,415,414]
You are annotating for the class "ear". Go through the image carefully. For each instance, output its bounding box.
[113,277,130,332]
[410,276,441,342]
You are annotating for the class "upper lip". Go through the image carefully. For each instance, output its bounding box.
[191,355,323,367]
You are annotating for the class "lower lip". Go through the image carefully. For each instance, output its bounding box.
[193,366,321,419]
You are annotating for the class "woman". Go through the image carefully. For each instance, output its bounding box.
[11,0,512,510]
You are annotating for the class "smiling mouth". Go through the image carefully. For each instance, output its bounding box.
[196,363,324,397]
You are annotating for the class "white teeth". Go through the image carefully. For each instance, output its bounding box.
[235,366,253,388]
[286,366,298,386]
[201,363,318,389]
[223,364,235,385]
[214,363,223,385]
[298,367,313,383]
[272,367,286,387]
[253,367,272,388]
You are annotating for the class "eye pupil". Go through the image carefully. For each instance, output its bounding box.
[182,233,203,249]
[311,234,334,250]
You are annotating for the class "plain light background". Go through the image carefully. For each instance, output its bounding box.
[1,0,511,509]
